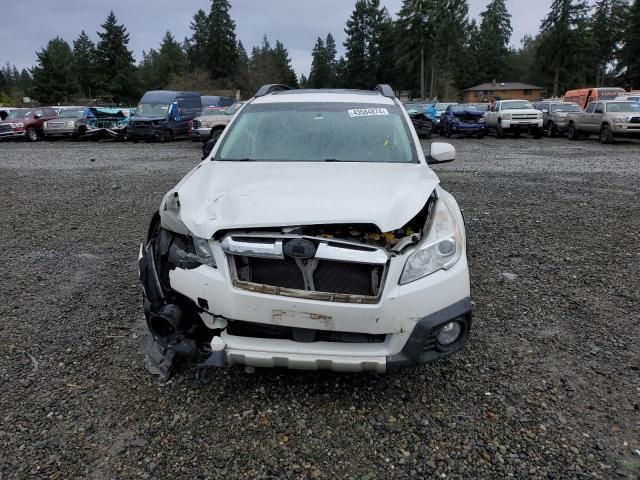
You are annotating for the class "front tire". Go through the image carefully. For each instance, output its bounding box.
[532,128,542,139]
[496,123,505,138]
[567,123,579,140]
[548,122,558,138]
[599,125,614,144]
[26,128,39,142]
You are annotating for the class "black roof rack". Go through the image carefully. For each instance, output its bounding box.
[254,84,293,97]
[375,84,395,98]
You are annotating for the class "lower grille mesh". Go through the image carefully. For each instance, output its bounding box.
[234,256,381,297]
[314,261,373,296]
[249,258,305,290]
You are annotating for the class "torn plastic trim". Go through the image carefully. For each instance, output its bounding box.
[160,191,190,236]
[140,243,196,352]
[220,234,389,265]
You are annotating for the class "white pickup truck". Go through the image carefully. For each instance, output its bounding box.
[485,100,543,138]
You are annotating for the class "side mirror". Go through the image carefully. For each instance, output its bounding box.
[427,142,455,165]
[34,113,42,119]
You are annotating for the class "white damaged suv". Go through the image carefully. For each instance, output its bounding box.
[139,84,471,377]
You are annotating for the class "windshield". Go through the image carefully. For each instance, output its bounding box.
[436,103,457,111]
[606,102,640,113]
[502,101,533,110]
[551,104,581,113]
[60,110,85,119]
[215,102,417,163]
[136,103,170,117]
[7,109,32,119]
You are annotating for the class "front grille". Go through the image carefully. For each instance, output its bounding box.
[512,114,538,120]
[192,119,201,129]
[456,115,481,124]
[226,236,387,303]
[0,124,12,133]
[47,122,65,129]
[248,257,305,290]
[234,255,381,297]
[314,260,374,296]
[630,117,640,124]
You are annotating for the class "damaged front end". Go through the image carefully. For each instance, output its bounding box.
[81,108,132,141]
[138,192,439,378]
[138,213,216,378]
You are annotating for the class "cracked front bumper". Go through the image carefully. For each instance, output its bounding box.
[162,241,471,372]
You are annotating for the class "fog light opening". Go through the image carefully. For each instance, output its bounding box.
[437,321,462,346]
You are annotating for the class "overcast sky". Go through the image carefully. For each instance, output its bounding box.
[0,0,552,78]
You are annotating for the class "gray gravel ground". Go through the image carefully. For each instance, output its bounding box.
[0,136,639,479]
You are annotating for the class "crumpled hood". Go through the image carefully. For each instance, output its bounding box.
[168,161,439,239]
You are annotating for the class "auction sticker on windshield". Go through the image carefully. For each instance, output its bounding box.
[348,108,389,118]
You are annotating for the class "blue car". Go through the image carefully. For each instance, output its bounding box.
[440,104,488,138]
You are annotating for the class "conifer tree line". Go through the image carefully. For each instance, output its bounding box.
[1,0,639,105]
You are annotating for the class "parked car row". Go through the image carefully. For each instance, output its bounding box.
[44,107,134,140]
[403,95,640,144]
[0,91,237,143]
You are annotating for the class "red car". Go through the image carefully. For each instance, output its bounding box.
[0,107,58,141]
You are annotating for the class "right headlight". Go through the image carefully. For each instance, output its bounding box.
[502,113,511,120]
[399,198,463,285]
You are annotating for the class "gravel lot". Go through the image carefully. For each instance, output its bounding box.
[1,136,639,479]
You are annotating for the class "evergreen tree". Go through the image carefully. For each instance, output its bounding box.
[396,0,437,95]
[138,49,162,91]
[95,11,138,102]
[156,31,187,85]
[247,36,298,92]
[396,0,472,97]
[299,73,309,88]
[73,30,96,98]
[206,0,238,79]
[536,0,591,96]
[621,0,640,88]
[309,37,331,88]
[343,0,392,89]
[273,40,299,87]
[591,0,630,86]
[186,9,210,69]
[430,0,471,97]
[475,0,513,83]
[506,35,544,86]
[233,40,252,94]
[18,69,33,95]
[335,56,348,87]
[325,33,338,85]
[31,37,78,104]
